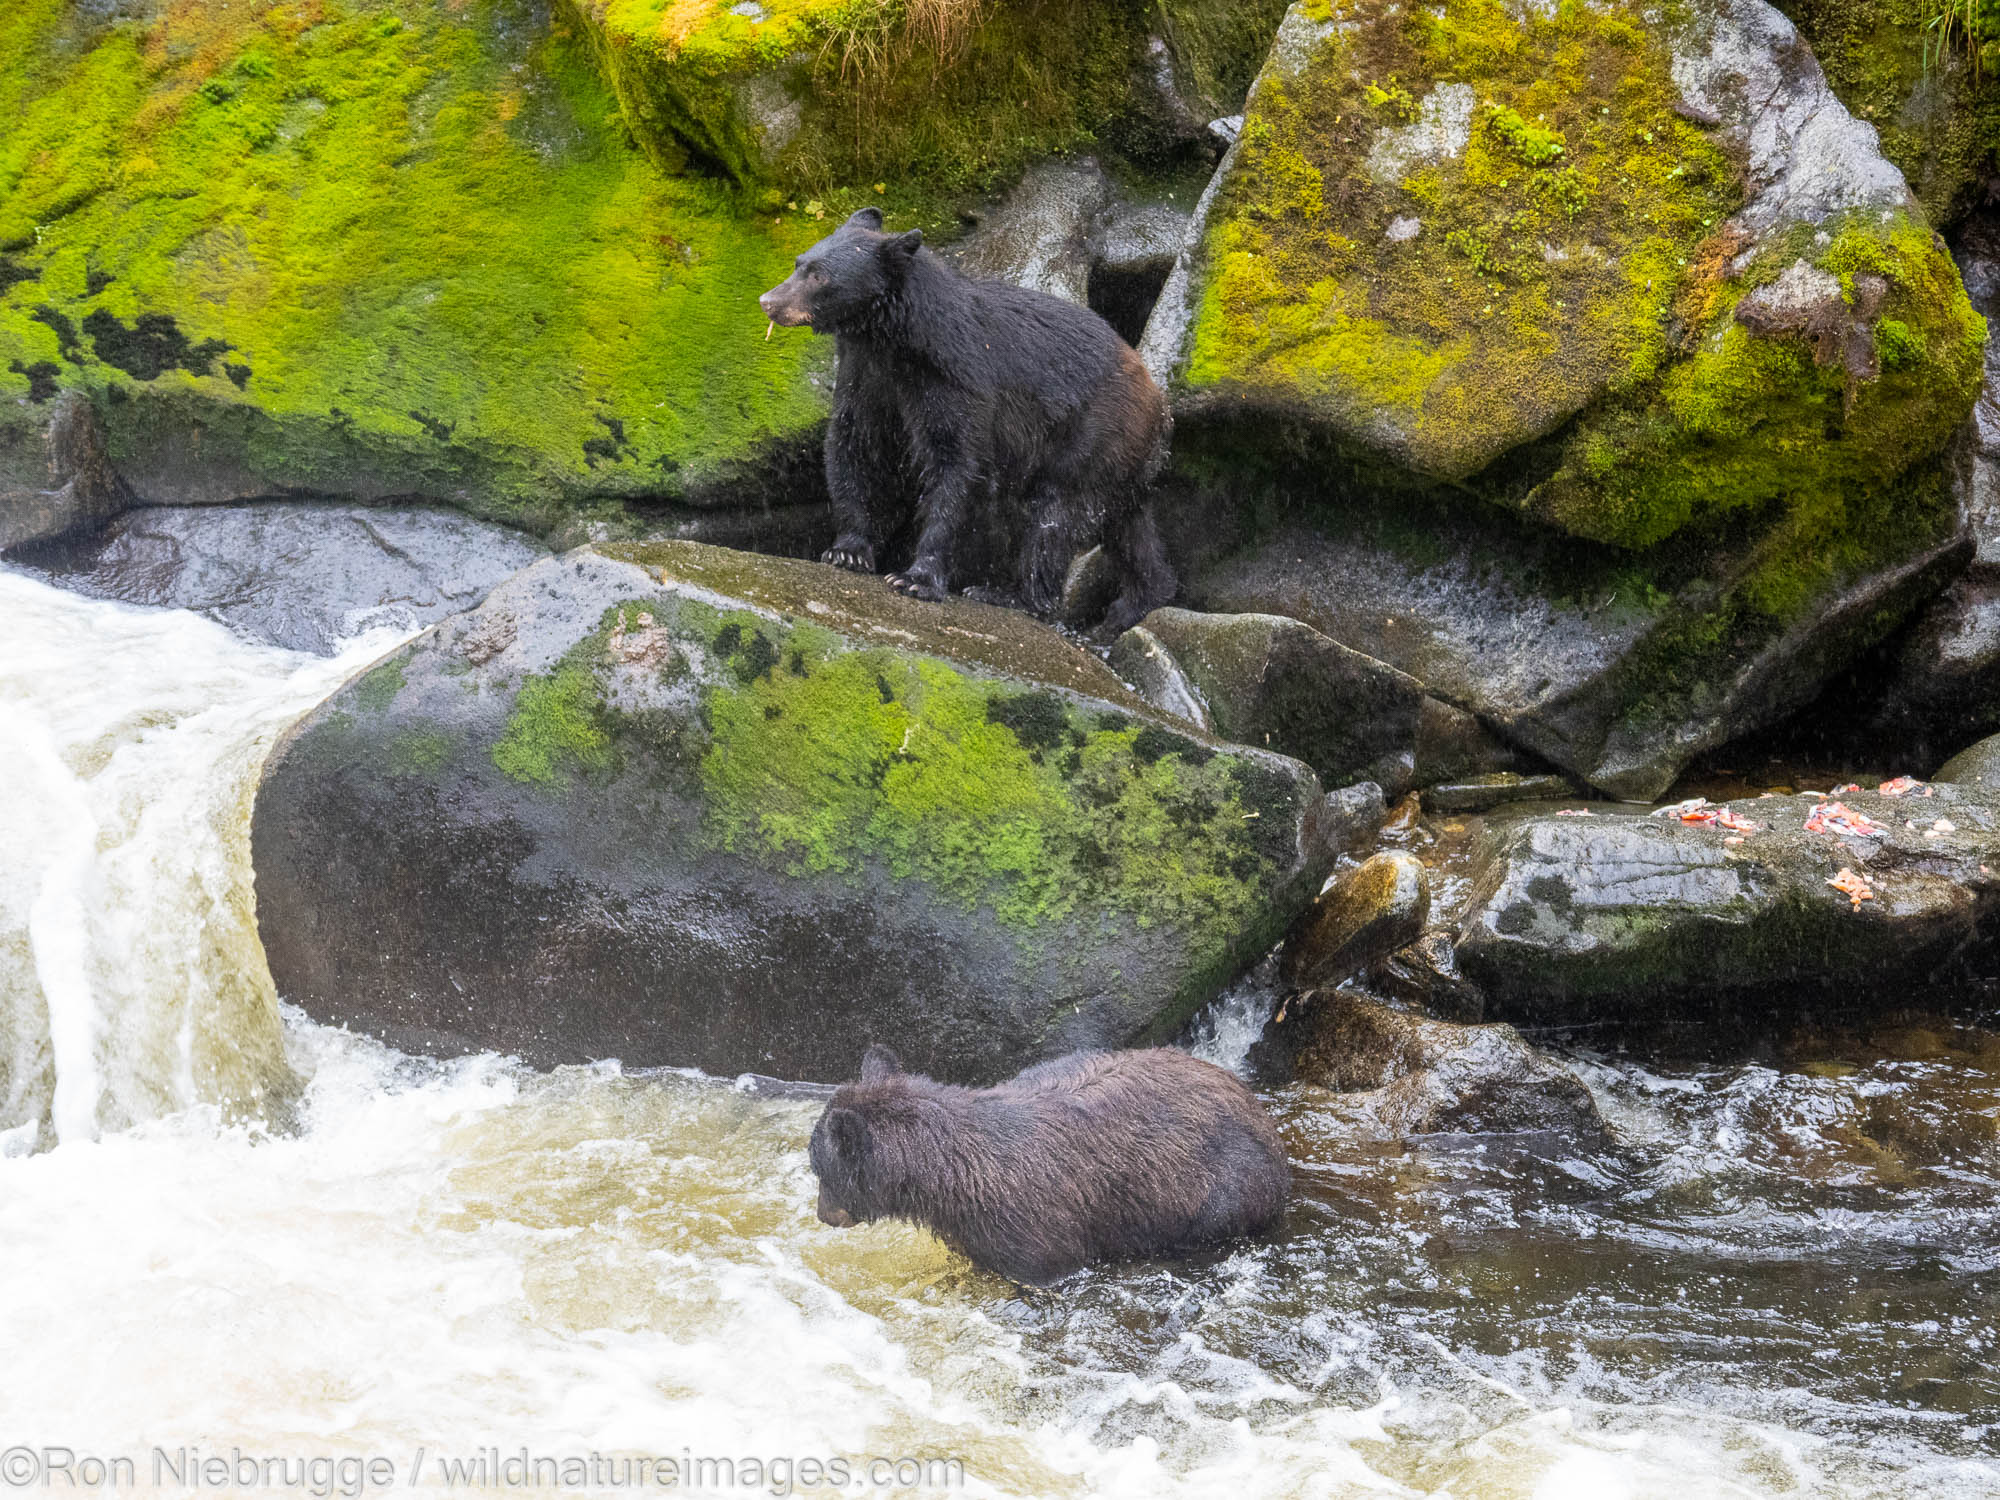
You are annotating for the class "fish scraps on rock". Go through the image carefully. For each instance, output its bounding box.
[1652,797,1711,819]
[1554,808,1596,818]
[1878,776,1934,798]
[1653,798,1762,833]
[1827,867,1875,911]
[1804,801,1889,839]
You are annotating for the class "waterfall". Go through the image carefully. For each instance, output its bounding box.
[0,569,409,1145]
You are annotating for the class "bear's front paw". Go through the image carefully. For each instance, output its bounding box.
[886,567,948,602]
[822,543,877,573]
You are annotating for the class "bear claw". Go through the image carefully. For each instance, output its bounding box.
[886,572,947,602]
[822,547,875,573]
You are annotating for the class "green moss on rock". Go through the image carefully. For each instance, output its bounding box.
[1532,210,1985,562]
[701,632,1286,931]
[351,658,408,715]
[0,0,832,524]
[567,0,1289,194]
[1170,0,1985,617]
[1183,0,1741,485]
[475,557,1310,938]
[254,543,1334,1080]
[494,662,617,786]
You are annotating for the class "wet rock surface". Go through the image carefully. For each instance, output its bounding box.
[1848,211,2000,759]
[947,158,1116,306]
[1368,930,1487,1023]
[1282,852,1429,991]
[1131,608,1427,792]
[0,391,128,552]
[1315,780,1391,864]
[1936,732,2000,790]
[1107,620,1214,729]
[18,502,547,655]
[1288,990,1607,1139]
[1167,486,1969,801]
[946,157,1198,345]
[1454,785,2000,1017]
[1119,607,1520,797]
[1422,772,1579,815]
[253,541,1334,1084]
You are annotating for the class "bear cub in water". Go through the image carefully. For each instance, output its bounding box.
[758,208,1176,633]
[809,1045,1289,1284]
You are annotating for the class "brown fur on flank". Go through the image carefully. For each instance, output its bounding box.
[809,1046,1289,1284]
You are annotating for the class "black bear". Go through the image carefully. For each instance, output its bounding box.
[758,208,1176,632]
[808,1044,1289,1284]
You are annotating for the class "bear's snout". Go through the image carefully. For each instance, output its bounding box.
[816,1191,856,1229]
[758,278,813,328]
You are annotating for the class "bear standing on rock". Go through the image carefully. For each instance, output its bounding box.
[758,208,1176,632]
[809,1045,1289,1284]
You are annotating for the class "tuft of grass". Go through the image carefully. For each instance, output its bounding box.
[1924,0,1998,79]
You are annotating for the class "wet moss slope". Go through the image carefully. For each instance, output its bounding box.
[0,0,833,525]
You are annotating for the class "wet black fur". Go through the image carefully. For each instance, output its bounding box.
[759,209,1176,631]
[808,1045,1289,1285]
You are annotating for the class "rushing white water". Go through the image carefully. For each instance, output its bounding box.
[1,565,1996,1500]
[0,571,408,1144]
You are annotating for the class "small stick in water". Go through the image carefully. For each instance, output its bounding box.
[765,320,775,341]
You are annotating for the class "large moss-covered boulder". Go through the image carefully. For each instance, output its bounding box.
[1137,0,1987,798]
[251,541,1335,1083]
[0,0,833,535]
[1777,0,1999,230]
[1147,0,1984,526]
[566,0,1287,193]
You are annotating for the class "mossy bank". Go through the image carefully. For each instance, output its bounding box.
[251,541,1335,1083]
[0,0,837,531]
[565,0,1289,194]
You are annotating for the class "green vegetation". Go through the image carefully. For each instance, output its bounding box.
[567,0,1290,195]
[1185,0,1743,484]
[0,0,836,526]
[1485,106,1565,166]
[0,0,1296,524]
[493,663,617,785]
[388,728,457,776]
[350,659,408,715]
[1533,210,1985,575]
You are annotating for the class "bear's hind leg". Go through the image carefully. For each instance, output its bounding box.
[1100,503,1176,635]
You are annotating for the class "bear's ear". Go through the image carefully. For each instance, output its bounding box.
[881,228,923,270]
[860,1044,903,1083]
[846,207,884,230]
[827,1106,870,1161]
